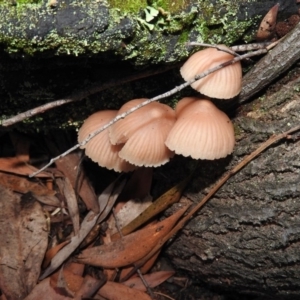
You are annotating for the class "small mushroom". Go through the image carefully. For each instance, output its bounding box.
[78,110,136,172]
[109,99,176,167]
[165,97,235,160]
[180,45,242,99]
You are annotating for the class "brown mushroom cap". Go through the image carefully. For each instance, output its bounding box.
[180,45,242,99]
[78,110,136,172]
[108,99,148,145]
[165,97,235,160]
[109,99,176,167]
[118,115,175,167]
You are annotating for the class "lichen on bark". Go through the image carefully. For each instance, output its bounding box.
[0,0,268,63]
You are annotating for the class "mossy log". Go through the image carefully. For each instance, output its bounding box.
[0,0,298,131]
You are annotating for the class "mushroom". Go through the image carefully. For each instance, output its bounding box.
[109,99,176,167]
[78,110,136,172]
[165,97,235,160]
[180,45,242,99]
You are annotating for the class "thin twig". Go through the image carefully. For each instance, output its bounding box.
[186,42,240,56]
[132,124,300,270]
[29,48,268,178]
[154,292,175,300]
[187,42,272,52]
[1,65,177,127]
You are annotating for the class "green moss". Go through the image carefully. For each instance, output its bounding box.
[107,0,147,13]
[0,0,40,3]
[193,1,259,44]
[150,0,191,13]
[0,1,261,65]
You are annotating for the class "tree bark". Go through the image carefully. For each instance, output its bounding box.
[165,69,300,299]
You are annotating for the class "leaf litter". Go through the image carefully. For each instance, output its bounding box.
[0,131,192,299]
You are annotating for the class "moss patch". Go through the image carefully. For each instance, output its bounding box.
[107,0,147,13]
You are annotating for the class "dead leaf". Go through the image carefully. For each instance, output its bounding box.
[98,281,151,300]
[0,157,51,177]
[111,176,191,240]
[51,268,79,297]
[0,185,48,299]
[0,176,60,210]
[43,241,70,269]
[108,194,153,236]
[74,275,105,299]
[256,3,279,41]
[97,178,126,224]
[24,278,72,300]
[56,177,80,235]
[75,206,188,268]
[40,179,125,280]
[119,250,160,281]
[64,262,85,277]
[122,271,175,291]
[55,152,99,213]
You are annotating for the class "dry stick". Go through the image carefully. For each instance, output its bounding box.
[1,65,176,127]
[187,42,272,52]
[29,48,268,178]
[132,124,300,271]
[185,42,241,56]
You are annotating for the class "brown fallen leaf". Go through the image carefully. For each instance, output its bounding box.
[98,281,151,300]
[256,3,279,41]
[56,177,80,235]
[45,134,99,213]
[50,267,105,299]
[0,171,56,196]
[54,151,99,213]
[24,278,72,300]
[64,262,85,277]
[119,250,160,281]
[43,241,70,269]
[74,275,105,299]
[122,271,175,291]
[0,157,52,177]
[40,179,125,280]
[107,194,153,236]
[75,206,188,268]
[0,185,48,299]
[111,175,191,240]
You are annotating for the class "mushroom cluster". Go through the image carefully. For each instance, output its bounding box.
[78,45,241,171]
[78,99,176,172]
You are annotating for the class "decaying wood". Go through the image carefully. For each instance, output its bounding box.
[165,69,300,299]
[240,21,300,102]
